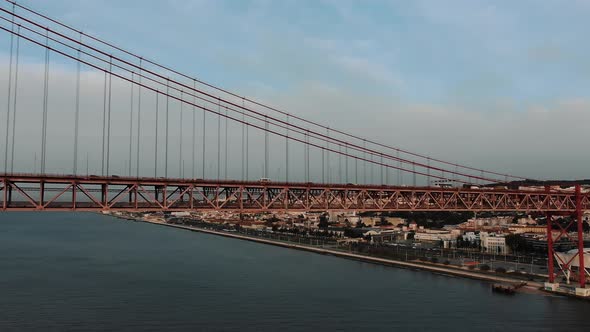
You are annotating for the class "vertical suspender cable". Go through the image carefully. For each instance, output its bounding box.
[165,79,169,178]
[179,91,183,177]
[128,73,134,176]
[355,154,358,184]
[73,32,81,175]
[192,80,196,179]
[217,98,221,180]
[306,131,310,182]
[245,100,248,180]
[304,131,308,182]
[345,144,349,183]
[322,130,330,183]
[380,154,383,184]
[4,4,15,174]
[154,92,159,177]
[224,107,228,179]
[338,144,342,183]
[362,140,366,184]
[101,71,106,176]
[413,163,416,186]
[202,96,205,179]
[369,152,373,185]
[326,128,330,183]
[105,56,112,176]
[385,154,389,185]
[285,114,289,182]
[321,128,325,183]
[241,98,245,181]
[397,150,401,185]
[9,25,20,174]
[136,59,142,177]
[136,58,143,177]
[427,157,431,186]
[265,116,269,179]
[40,29,50,174]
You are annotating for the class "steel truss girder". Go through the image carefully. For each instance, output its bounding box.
[0,173,585,213]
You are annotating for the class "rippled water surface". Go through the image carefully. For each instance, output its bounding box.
[0,212,588,331]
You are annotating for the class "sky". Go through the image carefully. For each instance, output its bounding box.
[1,0,590,181]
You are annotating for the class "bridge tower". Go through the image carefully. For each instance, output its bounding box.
[545,184,589,295]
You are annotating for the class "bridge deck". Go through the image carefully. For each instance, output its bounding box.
[0,173,586,213]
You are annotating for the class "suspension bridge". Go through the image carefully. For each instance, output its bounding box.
[0,1,587,288]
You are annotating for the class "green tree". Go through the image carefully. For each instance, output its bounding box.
[355,220,368,228]
[318,214,329,228]
[495,267,507,273]
[505,234,530,253]
[377,216,392,226]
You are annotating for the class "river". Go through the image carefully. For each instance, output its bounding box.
[0,212,587,331]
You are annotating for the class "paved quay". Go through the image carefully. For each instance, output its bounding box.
[141,219,544,289]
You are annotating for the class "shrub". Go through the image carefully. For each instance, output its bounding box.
[480,264,491,271]
[430,257,439,264]
[467,265,476,270]
[495,267,507,273]
[443,260,450,265]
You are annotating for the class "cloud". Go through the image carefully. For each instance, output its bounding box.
[334,55,402,86]
[3,0,590,182]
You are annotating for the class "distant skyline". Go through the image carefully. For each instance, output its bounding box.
[1,0,590,180]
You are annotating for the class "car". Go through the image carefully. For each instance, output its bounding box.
[259,178,271,183]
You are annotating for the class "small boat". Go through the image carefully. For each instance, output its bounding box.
[491,283,516,295]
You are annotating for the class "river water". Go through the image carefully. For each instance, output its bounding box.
[0,212,588,331]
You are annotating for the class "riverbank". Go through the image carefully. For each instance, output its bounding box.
[139,218,545,292]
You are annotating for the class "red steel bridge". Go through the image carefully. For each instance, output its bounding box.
[0,1,587,288]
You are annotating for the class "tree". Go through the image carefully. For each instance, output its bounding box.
[456,236,465,248]
[265,215,280,227]
[505,234,530,253]
[344,228,362,238]
[318,213,329,228]
[495,267,507,273]
[377,216,392,226]
[355,220,368,228]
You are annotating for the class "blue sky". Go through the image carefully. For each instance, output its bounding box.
[2,0,590,179]
[23,0,590,107]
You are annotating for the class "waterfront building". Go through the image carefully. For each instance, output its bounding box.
[414,230,456,242]
[507,225,546,234]
[481,235,508,254]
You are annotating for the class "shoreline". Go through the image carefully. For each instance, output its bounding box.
[138,218,546,291]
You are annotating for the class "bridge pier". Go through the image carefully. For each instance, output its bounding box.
[575,185,586,289]
[546,211,555,283]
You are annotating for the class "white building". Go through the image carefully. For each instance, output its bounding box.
[414,230,456,242]
[482,235,508,254]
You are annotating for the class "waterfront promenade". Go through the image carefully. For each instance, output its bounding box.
[141,218,544,290]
